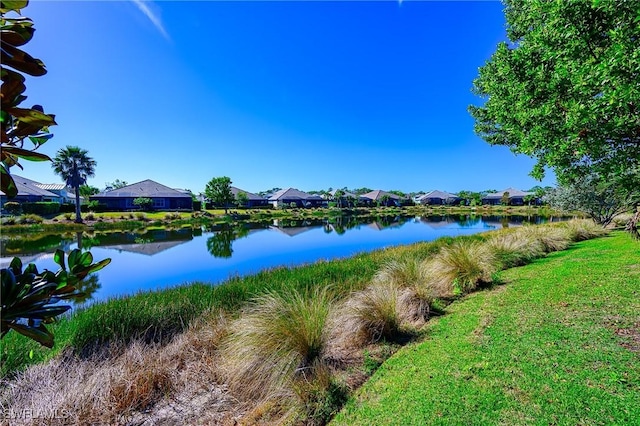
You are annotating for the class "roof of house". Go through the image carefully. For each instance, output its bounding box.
[361,190,401,201]
[35,183,67,191]
[1,175,61,198]
[92,179,192,198]
[231,186,266,201]
[268,188,323,201]
[483,187,533,199]
[418,190,459,200]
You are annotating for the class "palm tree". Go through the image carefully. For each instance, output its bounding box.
[52,146,97,223]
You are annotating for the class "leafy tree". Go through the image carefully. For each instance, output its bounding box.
[469,1,639,188]
[1,0,56,197]
[457,191,483,207]
[205,176,234,214]
[52,146,97,223]
[133,197,153,211]
[258,187,282,197]
[500,192,510,206]
[79,184,99,199]
[544,171,639,228]
[104,179,128,191]
[235,190,249,208]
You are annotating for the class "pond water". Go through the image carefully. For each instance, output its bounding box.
[1,215,567,305]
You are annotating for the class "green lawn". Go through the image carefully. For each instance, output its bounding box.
[332,231,640,425]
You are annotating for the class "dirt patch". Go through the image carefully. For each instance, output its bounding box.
[614,322,640,354]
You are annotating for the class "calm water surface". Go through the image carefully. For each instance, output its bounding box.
[0,215,564,304]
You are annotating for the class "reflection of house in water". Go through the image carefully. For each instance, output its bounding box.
[418,215,458,229]
[366,216,405,231]
[98,229,194,256]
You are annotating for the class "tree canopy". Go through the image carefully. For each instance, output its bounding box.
[205,176,234,214]
[469,0,640,186]
[52,146,96,223]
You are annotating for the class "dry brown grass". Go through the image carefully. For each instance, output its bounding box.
[0,314,233,426]
[486,231,546,269]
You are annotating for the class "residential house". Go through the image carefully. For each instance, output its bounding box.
[231,186,269,208]
[481,187,536,206]
[90,179,193,211]
[360,190,402,207]
[327,189,367,207]
[1,175,64,206]
[416,190,461,205]
[268,188,325,208]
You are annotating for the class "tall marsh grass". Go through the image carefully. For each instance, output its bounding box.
[219,288,334,404]
[422,240,496,296]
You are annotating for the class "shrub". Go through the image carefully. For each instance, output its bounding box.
[133,197,153,211]
[84,213,95,221]
[17,214,44,224]
[3,202,21,215]
[192,200,202,211]
[21,202,60,215]
[164,212,181,221]
[219,288,334,403]
[134,212,147,221]
[59,203,75,213]
[422,240,497,296]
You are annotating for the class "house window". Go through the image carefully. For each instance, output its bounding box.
[153,198,165,208]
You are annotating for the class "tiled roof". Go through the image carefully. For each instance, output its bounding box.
[361,190,401,201]
[231,186,266,201]
[483,187,533,199]
[1,175,60,198]
[418,190,459,200]
[93,179,191,198]
[268,188,322,201]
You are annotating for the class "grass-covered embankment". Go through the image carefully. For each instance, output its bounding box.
[332,231,640,425]
[0,234,461,378]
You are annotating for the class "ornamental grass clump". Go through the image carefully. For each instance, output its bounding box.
[333,281,402,348]
[563,219,609,242]
[519,224,572,253]
[218,288,334,404]
[422,240,497,296]
[486,232,545,269]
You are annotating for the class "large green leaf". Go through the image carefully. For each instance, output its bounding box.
[0,22,34,46]
[1,146,50,161]
[0,40,46,76]
[7,106,55,126]
[28,133,53,146]
[7,322,54,348]
[0,165,17,197]
[0,1,28,13]
[53,249,65,270]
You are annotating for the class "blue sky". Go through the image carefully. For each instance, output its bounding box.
[20,0,556,194]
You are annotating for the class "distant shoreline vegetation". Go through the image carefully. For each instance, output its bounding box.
[0,204,570,235]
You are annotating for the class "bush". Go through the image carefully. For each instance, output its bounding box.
[486,232,545,269]
[84,213,95,221]
[17,214,44,224]
[59,203,75,213]
[21,202,60,215]
[135,212,147,221]
[164,212,181,221]
[192,200,202,211]
[3,202,21,215]
[133,197,153,211]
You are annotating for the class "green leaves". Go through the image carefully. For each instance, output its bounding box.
[1,249,111,348]
[470,0,640,186]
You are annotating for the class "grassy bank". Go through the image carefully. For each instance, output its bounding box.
[332,231,640,425]
[1,220,616,425]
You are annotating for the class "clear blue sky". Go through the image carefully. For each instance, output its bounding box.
[20,0,556,195]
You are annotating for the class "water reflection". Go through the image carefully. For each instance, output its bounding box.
[1,214,571,303]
